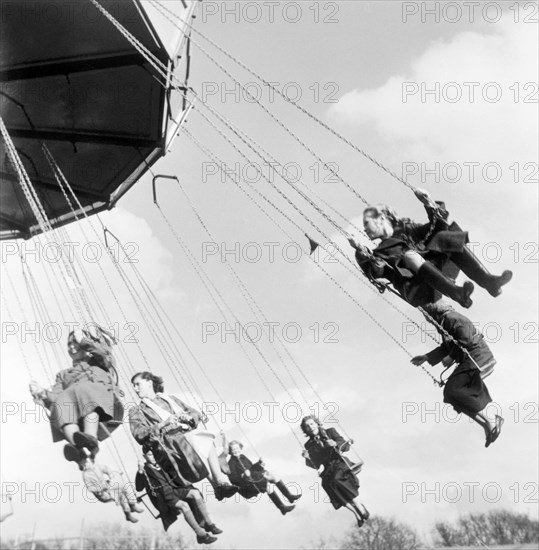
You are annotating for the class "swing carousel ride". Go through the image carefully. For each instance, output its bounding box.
[1,0,537,548]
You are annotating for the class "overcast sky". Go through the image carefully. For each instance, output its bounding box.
[1,2,538,548]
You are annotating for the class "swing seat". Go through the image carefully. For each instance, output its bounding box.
[350,461,363,475]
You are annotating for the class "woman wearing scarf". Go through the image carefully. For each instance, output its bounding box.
[301,416,369,528]
[129,371,237,501]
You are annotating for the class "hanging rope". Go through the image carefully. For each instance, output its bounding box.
[153,0,415,193]
[43,137,265,444]
[184,100,443,351]
[167,177,368,461]
[181,127,442,388]
[1,116,92,324]
[167,177,312,409]
[0,287,34,379]
[65,0,458,388]
[86,0,459,379]
[155,200,306,447]
[146,2,478,376]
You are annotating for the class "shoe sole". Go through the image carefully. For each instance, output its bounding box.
[74,432,99,450]
[64,445,82,462]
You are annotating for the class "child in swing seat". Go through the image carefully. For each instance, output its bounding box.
[80,450,144,523]
[227,440,301,515]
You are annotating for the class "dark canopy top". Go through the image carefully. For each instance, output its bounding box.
[0,0,192,240]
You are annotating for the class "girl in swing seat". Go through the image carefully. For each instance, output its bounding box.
[227,440,301,515]
[348,188,512,308]
[300,416,369,529]
[29,328,124,464]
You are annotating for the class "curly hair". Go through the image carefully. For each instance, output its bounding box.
[300,415,322,435]
[131,371,164,393]
[227,440,244,454]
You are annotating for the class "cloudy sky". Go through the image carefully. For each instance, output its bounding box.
[1,1,538,548]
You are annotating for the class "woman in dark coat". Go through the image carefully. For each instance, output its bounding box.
[29,328,124,462]
[300,416,369,528]
[411,301,503,447]
[349,188,512,308]
[129,372,237,501]
[135,450,220,544]
[227,440,300,514]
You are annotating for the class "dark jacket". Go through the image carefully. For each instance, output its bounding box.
[356,201,468,305]
[227,454,267,497]
[425,309,496,371]
[135,463,187,531]
[304,427,359,510]
[304,427,350,470]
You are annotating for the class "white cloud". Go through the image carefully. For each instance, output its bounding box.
[329,19,538,166]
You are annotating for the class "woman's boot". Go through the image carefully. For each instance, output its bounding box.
[416,262,474,308]
[451,247,512,297]
[276,480,301,503]
[268,491,295,515]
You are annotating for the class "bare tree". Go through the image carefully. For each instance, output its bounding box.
[0,523,188,550]
[341,516,422,550]
[433,509,539,547]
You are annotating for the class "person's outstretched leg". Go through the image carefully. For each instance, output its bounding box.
[205,447,237,500]
[73,414,100,459]
[184,489,222,534]
[274,479,302,503]
[401,251,474,308]
[175,501,217,544]
[62,423,79,446]
[470,409,504,448]
[416,262,474,308]
[268,491,295,515]
[444,366,501,447]
[62,424,87,463]
[120,492,138,523]
[206,447,225,484]
[82,412,99,438]
[344,502,364,528]
[352,499,370,520]
[451,247,512,297]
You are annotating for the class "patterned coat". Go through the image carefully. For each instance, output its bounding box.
[43,338,124,442]
[129,395,209,484]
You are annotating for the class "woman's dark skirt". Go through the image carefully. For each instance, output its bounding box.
[321,459,360,510]
[237,463,268,499]
[443,358,492,416]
